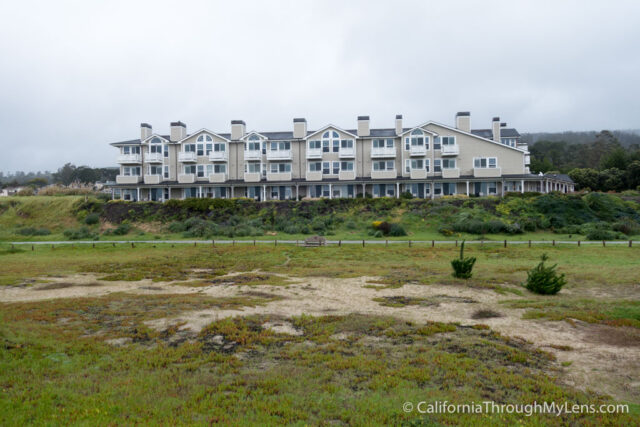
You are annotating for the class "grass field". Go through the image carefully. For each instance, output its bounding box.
[0,243,638,425]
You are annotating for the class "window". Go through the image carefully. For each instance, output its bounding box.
[148,165,162,175]
[433,137,441,150]
[184,165,196,174]
[123,146,140,155]
[197,135,213,143]
[373,160,394,171]
[163,166,169,178]
[214,143,225,152]
[245,162,261,173]
[270,163,291,173]
[322,140,330,152]
[197,144,204,156]
[373,139,394,149]
[441,136,455,146]
[150,144,162,154]
[205,143,212,155]
[123,166,141,176]
[321,130,340,153]
[340,161,354,171]
[163,145,169,158]
[332,161,339,174]
[434,159,442,173]
[405,159,424,173]
[322,162,330,175]
[425,158,430,172]
[309,140,321,150]
[409,129,426,149]
[474,157,498,168]
[214,164,226,174]
[332,140,339,152]
[184,144,196,153]
[248,134,260,141]
[197,165,205,177]
[340,140,353,149]
[308,161,322,172]
[442,159,456,169]
[150,137,162,144]
[246,142,260,151]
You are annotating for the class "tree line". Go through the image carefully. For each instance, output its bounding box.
[1,164,118,189]
[529,130,640,191]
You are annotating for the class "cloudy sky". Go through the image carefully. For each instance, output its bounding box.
[0,0,639,173]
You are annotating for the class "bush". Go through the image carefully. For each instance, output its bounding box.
[451,241,476,279]
[525,254,566,295]
[388,223,407,236]
[168,221,187,233]
[585,229,620,241]
[15,227,51,236]
[84,213,100,225]
[400,191,413,199]
[111,223,132,236]
[372,221,391,235]
[63,226,99,240]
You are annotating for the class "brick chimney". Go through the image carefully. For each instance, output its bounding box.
[395,115,403,136]
[357,116,370,137]
[455,112,470,133]
[170,121,186,141]
[140,123,152,141]
[293,118,307,139]
[231,120,246,140]
[492,117,501,142]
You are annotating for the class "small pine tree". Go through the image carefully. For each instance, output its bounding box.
[525,253,567,295]
[451,241,476,279]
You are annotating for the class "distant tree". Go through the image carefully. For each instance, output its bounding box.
[72,166,99,184]
[599,168,627,192]
[568,168,600,191]
[26,177,48,188]
[600,148,629,170]
[53,163,77,185]
[627,160,640,190]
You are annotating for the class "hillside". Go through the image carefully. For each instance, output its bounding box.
[522,130,640,148]
[2,193,640,242]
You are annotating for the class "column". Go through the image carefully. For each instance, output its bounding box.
[540,180,543,192]
[295,184,299,200]
[329,183,333,199]
[520,180,524,193]
[501,181,505,197]
[546,180,549,193]
[362,183,366,197]
[465,181,469,196]
[396,182,400,198]
[111,188,115,200]
[263,185,267,201]
[199,185,203,198]
[230,186,234,199]
[431,182,435,199]
[136,187,140,201]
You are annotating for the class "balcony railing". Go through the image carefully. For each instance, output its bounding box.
[473,167,501,178]
[244,172,261,182]
[339,148,355,158]
[244,150,262,161]
[409,146,426,156]
[116,175,142,184]
[306,148,322,159]
[266,150,292,161]
[266,172,292,181]
[178,152,197,162]
[117,154,142,164]
[442,168,460,179]
[441,145,459,156]
[145,152,163,163]
[143,174,162,184]
[178,173,196,184]
[306,171,323,181]
[371,147,396,158]
[339,170,356,180]
[371,170,397,179]
[208,151,228,161]
[409,169,427,179]
[208,173,227,183]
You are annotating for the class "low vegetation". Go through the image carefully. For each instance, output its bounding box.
[451,240,476,279]
[525,253,567,295]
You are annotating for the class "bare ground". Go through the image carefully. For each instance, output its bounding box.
[1,271,638,403]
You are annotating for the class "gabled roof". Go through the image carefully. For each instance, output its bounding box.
[141,134,170,144]
[471,128,521,138]
[399,125,440,137]
[304,124,357,140]
[176,128,230,143]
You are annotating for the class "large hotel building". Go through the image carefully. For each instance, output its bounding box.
[108,112,574,201]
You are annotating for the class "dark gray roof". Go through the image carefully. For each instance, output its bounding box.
[544,173,573,183]
[471,128,521,139]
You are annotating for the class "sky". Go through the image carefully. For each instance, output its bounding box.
[0,0,639,173]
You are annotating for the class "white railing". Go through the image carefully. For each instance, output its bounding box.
[441,145,459,155]
[116,175,142,184]
[208,151,228,161]
[178,173,196,183]
[339,148,355,158]
[244,150,262,161]
[178,152,197,162]
[145,152,163,163]
[266,150,292,160]
[306,148,323,159]
[143,174,162,184]
[371,147,396,158]
[266,172,292,181]
[442,168,460,178]
[409,146,426,156]
[117,154,142,164]
[208,173,227,183]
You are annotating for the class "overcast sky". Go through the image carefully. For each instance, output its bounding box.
[0,0,639,173]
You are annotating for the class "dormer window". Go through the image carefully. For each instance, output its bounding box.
[321,130,341,153]
[197,135,213,143]
[150,137,162,144]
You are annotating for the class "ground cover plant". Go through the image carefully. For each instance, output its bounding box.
[451,240,476,279]
[525,253,567,295]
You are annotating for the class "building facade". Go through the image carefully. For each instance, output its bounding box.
[108,112,574,201]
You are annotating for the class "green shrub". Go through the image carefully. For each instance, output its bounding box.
[112,223,132,236]
[585,229,620,241]
[525,254,566,295]
[451,241,476,279]
[400,191,413,199]
[168,221,187,233]
[389,223,407,236]
[84,213,100,225]
[16,227,51,236]
[63,226,99,240]
[345,220,357,230]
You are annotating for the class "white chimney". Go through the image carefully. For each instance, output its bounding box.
[140,123,152,141]
[170,121,186,141]
[395,115,403,136]
[455,112,470,133]
[357,116,370,137]
[231,120,246,140]
[293,118,307,139]
[492,117,501,142]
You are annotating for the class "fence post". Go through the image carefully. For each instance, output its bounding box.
[113,243,115,248]
[212,240,215,247]
[362,240,365,247]
[552,240,555,247]
[254,239,256,246]
[92,243,95,248]
[296,240,299,246]
[275,239,277,247]
[577,240,580,247]
[233,240,235,246]
[11,244,14,250]
[455,240,458,247]
[528,240,531,248]
[504,240,507,248]
[32,245,34,251]
[194,242,197,247]
[338,240,341,247]
[409,240,412,248]
[630,240,633,248]
[385,240,388,247]
[51,244,54,250]
[131,242,134,248]
[602,240,606,247]
[480,240,483,247]
[432,240,435,247]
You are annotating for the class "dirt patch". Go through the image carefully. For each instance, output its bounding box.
[374,294,477,308]
[472,309,503,319]
[35,282,103,291]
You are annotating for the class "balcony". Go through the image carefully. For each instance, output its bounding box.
[266,150,292,161]
[409,146,427,156]
[306,148,323,159]
[266,172,292,181]
[524,155,531,165]
[339,170,356,181]
[244,150,262,161]
[208,151,228,162]
[116,175,142,184]
[306,171,323,181]
[244,172,261,182]
[117,154,141,164]
[371,170,397,179]
[409,169,427,179]
[178,173,196,184]
[145,152,163,163]
[442,168,460,179]
[371,147,396,158]
[178,152,197,162]
[441,145,459,156]
[339,148,355,158]
[208,173,227,183]
[143,174,162,184]
[473,167,501,178]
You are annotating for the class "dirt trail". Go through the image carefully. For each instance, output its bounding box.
[1,272,638,402]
